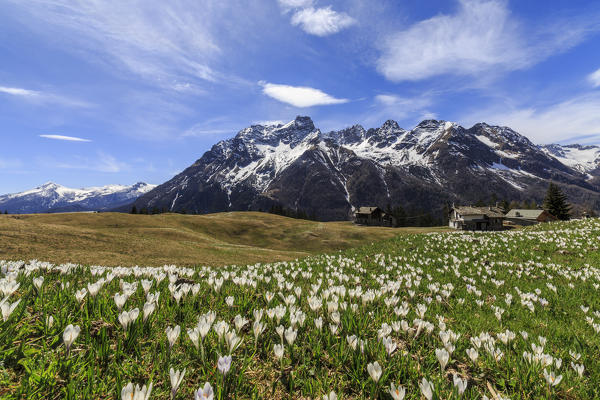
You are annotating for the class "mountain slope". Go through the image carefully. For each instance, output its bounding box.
[0,182,156,214]
[134,116,600,220]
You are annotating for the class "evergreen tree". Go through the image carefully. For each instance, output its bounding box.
[130,206,137,214]
[3,210,7,214]
[528,199,538,210]
[500,200,510,214]
[543,182,571,220]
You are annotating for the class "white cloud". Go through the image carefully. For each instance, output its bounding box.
[0,85,92,108]
[48,152,129,172]
[260,82,348,107]
[253,120,285,126]
[95,152,129,173]
[589,68,600,88]
[39,134,91,142]
[291,7,356,36]
[8,1,223,86]
[363,93,435,127]
[377,0,600,82]
[0,86,40,97]
[278,0,313,12]
[463,93,600,144]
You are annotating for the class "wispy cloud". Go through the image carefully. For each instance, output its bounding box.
[253,120,285,126]
[39,134,91,142]
[0,85,91,107]
[181,126,234,137]
[0,86,40,97]
[463,92,600,144]
[361,93,436,127]
[8,1,223,87]
[44,151,129,172]
[260,81,348,107]
[277,0,313,12]
[0,157,24,170]
[291,7,356,36]
[589,68,600,88]
[377,0,600,82]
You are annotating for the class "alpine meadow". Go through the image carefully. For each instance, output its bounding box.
[2,0,600,399]
[2,218,600,399]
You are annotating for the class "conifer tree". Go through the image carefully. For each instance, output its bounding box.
[543,182,571,220]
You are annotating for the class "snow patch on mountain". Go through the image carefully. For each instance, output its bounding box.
[541,144,600,173]
[0,182,156,213]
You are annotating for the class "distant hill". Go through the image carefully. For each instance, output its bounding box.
[0,182,156,214]
[133,116,600,220]
[0,211,421,266]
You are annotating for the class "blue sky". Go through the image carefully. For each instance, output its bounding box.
[1,0,600,193]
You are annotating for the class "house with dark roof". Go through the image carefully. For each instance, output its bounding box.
[354,206,396,227]
[449,205,505,231]
[505,209,557,226]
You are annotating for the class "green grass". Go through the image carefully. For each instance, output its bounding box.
[1,218,599,399]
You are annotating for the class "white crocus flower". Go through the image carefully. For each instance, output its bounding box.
[169,368,186,399]
[273,343,284,360]
[389,382,406,400]
[166,325,181,350]
[1,298,21,322]
[121,381,153,400]
[284,327,297,346]
[323,391,337,400]
[188,327,200,349]
[217,355,232,375]
[75,288,87,303]
[194,382,214,400]
[435,348,449,370]
[367,361,382,382]
[33,276,44,290]
[453,373,468,395]
[142,302,156,322]
[419,378,434,400]
[63,324,81,353]
[543,369,562,387]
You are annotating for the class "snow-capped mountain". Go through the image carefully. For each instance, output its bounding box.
[133,116,600,220]
[540,144,600,174]
[0,182,156,214]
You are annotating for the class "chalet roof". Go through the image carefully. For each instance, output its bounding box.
[356,206,380,215]
[453,206,505,218]
[505,209,547,219]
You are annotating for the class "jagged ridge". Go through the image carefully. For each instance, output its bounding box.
[133,116,600,220]
[0,182,156,214]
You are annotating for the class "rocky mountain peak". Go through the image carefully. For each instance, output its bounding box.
[380,119,401,132]
[235,115,317,147]
[39,182,61,190]
[133,115,600,220]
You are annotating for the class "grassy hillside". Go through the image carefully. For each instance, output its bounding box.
[0,212,441,266]
[1,219,599,399]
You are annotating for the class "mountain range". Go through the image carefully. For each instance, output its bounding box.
[0,182,156,214]
[130,116,600,220]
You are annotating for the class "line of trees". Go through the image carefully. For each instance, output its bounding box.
[384,204,443,227]
[267,204,318,221]
[130,206,189,215]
